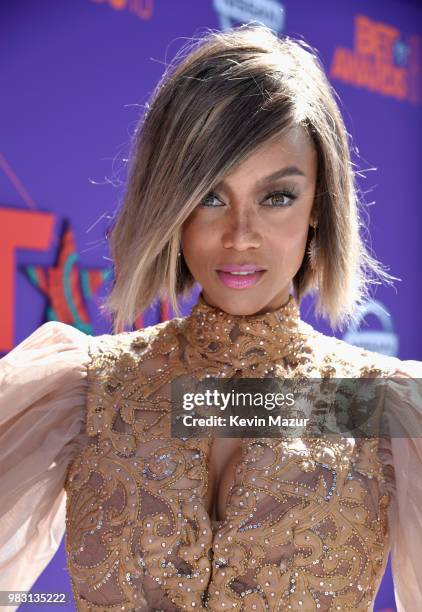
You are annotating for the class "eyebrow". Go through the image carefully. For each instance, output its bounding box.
[215,166,306,190]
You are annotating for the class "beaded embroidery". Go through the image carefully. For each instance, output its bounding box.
[64,293,394,610]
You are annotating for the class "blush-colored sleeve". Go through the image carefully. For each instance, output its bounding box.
[378,358,422,611]
[0,321,92,602]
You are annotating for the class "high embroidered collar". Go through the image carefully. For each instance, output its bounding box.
[182,292,305,374]
[189,291,301,332]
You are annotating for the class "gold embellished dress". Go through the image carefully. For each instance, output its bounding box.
[1,293,422,611]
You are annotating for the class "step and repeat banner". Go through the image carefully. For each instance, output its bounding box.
[1,1,421,609]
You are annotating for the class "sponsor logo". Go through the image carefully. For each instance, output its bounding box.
[330,14,421,103]
[213,0,285,32]
[90,0,154,21]
[343,299,399,356]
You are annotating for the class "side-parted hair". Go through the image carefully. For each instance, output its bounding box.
[103,23,395,333]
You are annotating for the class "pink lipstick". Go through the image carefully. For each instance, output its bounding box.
[216,264,266,289]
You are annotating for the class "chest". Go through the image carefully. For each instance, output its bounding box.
[64,433,392,610]
[205,437,244,522]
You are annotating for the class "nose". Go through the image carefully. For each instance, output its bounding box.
[221,207,262,251]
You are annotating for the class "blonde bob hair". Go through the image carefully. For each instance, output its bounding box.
[103,24,394,333]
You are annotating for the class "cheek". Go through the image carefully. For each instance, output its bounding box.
[266,220,310,271]
[181,217,212,261]
[269,218,309,250]
[181,217,195,252]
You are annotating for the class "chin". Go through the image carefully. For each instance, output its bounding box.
[213,293,270,316]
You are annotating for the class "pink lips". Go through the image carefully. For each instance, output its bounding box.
[216,264,267,289]
[217,264,266,272]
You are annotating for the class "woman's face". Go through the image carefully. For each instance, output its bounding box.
[181,126,318,315]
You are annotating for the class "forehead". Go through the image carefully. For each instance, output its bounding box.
[218,126,317,187]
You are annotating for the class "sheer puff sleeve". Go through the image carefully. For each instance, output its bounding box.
[0,321,92,598]
[377,357,422,611]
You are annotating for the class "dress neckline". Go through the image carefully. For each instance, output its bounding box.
[182,291,307,376]
[190,291,300,327]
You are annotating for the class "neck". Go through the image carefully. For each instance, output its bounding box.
[182,291,305,377]
[194,291,300,325]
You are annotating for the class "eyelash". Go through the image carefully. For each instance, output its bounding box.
[199,188,298,208]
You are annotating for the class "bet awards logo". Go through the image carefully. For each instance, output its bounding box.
[330,14,421,104]
[213,0,285,32]
[343,299,399,357]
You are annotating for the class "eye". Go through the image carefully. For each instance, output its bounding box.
[198,191,224,207]
[262,189,297,207]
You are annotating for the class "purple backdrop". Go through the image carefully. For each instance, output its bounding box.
[1,1,421,610]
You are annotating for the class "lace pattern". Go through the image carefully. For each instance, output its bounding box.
[64,294,396,611]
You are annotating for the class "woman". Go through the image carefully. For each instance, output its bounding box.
[0,24,421,611]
